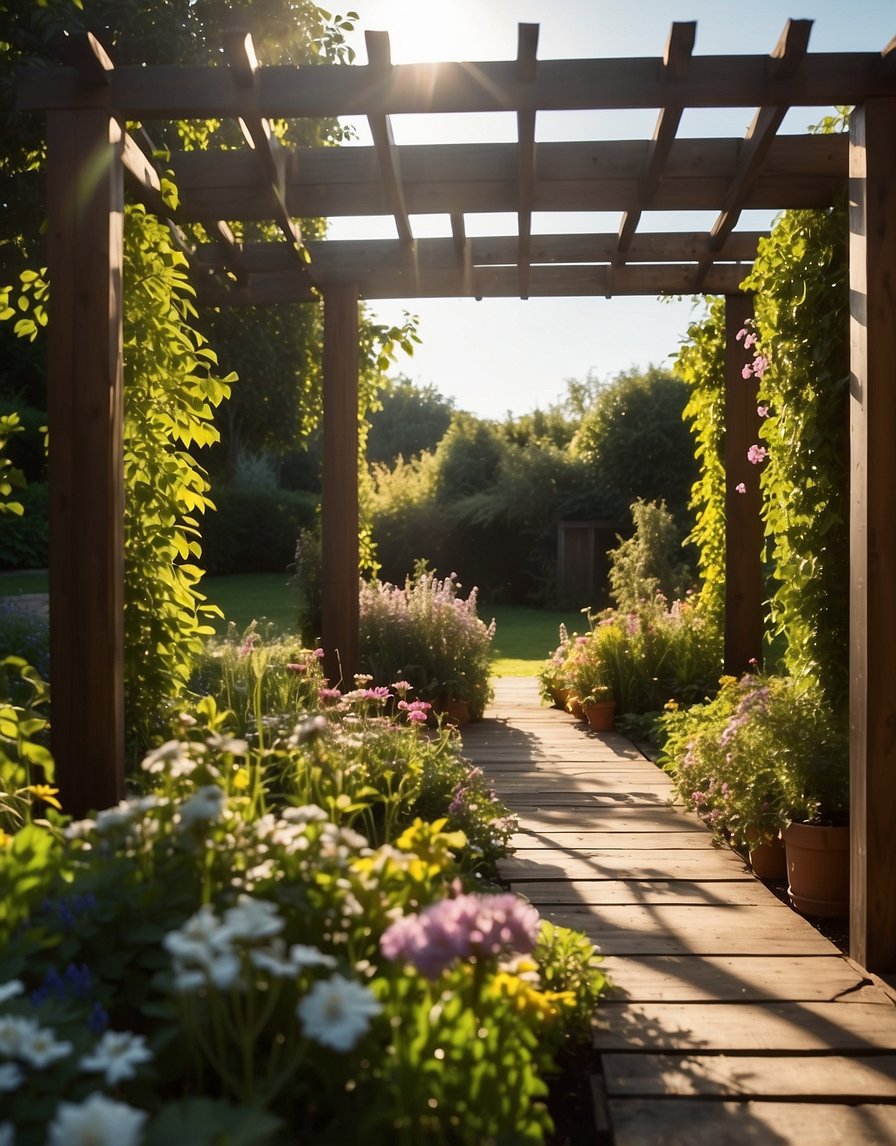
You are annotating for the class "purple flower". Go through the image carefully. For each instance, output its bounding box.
[747,444,768,465]
[380,892,541,979]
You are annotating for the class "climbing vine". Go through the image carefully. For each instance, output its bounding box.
[676,296,727,623]
[742,206,849,709]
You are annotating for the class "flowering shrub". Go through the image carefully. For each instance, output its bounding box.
[545,594,722,719]
[0,709,606,1143]
[359,566,495,719]
[660,672,848,846]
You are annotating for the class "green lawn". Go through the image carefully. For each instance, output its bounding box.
[0,569,585,678]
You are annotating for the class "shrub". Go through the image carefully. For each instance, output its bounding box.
[359,567,495,720]
[0,482,48,570]
[660,672,849,846]
[203,486,318,575]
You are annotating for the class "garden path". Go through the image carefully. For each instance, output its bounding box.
[460,677,896,1146]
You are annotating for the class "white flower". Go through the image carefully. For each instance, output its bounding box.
[205,733,248,755]
[0,1016,71,1068]
[281,805,329,824]
[289,944,337,970]
[178,786,225,827]
[0,1061,24,1092]
[223,896,282,941]
[164,906,241,991]
[63,818,96,841]
[0,981,23,1005]
[297,974,382,1052]
[141,739,197,777]
[80,1030,153,1085]
[14,1022,73,1069]
[249,942,296,978]
[47,1092,147,1146]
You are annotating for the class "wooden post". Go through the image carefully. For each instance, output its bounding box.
[723,293,764,675]
[848,98,896,973]
[321,285,360,687]
[46,110,125,817]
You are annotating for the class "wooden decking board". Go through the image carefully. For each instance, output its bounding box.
[599,955,876,1002]
[460,679,896,1144]
[602,1052,896,1098]
[607,1099,896,1145]
[593,1001,896,1052]
[499,849,750,880]
[514,878,781,906]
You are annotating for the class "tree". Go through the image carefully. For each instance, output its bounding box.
[571,365,696,529]
[366,375,454,465]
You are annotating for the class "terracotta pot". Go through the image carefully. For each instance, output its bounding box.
[583,700,616,732]
[550,686,570,710]
[441,698,471,726]
[568,698,585,720]
[746,832,787,880]
[783,821,849,918]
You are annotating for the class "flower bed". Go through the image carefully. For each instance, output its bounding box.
[0,638,606,1144]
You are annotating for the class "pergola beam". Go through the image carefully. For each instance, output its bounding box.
[19,53,896,118]
[365,31,414,248]
[516,23,539,299]
[617,21,695,256]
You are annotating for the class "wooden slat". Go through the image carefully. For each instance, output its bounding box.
[617,21,695,256]
[224,29,304,255]
[599,954,877,1001]
[593,1000,896,1051]
[499,849,750,880]
[365,31,413,247]
[18,53,896,117]
[198,261,751,304]
[547,904,837,956]
[608,1100,896,1146]
[47,109,125,818]
[515,877,774,905]
[603,1052,896,1098]
[516,23,538,299]
[849,97,896,975]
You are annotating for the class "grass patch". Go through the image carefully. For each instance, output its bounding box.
[0,570,49,596]
[203,572,298,635]
[483,604,585,678]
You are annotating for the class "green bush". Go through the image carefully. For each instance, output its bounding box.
[0,481,48,570]
[204,486,318,575]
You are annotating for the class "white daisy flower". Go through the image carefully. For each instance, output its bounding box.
[297,974,382,1052]
[46,1093,147,1146]
[80,1030,153,1085]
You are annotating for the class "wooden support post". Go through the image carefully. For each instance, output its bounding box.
[848,98,896,973]
[46,111,125,817]
[723,293,764,675]
[321,285,360,687]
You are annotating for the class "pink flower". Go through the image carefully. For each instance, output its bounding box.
[757,405,769,418]
[741,364,754,380]
[287,663,306,674]
[752,355,769,378]
[743,332,757,349]
[735,482,746,494]
[318,687,341,702]
[380,892,541,979]
[747,444,768,465]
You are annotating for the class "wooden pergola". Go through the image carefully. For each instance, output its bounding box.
[17,19,896,971]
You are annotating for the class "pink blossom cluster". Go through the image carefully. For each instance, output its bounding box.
[380,892,541,979]
[397,698,431,724]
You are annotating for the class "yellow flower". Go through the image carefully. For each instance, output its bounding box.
[0,829,12,848]
[489,970,574,1021]
[25,784,62,811]
[232,767,250,791]
[719,675,738,689]
[664,698,679,711]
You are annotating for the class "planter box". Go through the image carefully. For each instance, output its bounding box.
[783,821,849,918]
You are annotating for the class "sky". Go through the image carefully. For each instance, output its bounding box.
[328,1,896,419]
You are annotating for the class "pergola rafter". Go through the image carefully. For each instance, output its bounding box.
[17,17,896,974]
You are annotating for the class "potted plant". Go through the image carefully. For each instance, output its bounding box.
[537,624,572,709]
[560,634,613,726]
[580,684,616,732]
[662,673,849,903]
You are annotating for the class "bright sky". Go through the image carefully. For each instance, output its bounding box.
[330,1,896,419]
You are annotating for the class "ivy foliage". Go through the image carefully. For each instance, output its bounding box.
[122,204,235,745]
[676,296,726,622]
[742,206,849,708]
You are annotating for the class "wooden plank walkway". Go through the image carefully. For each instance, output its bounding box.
[460,677,896,1146]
